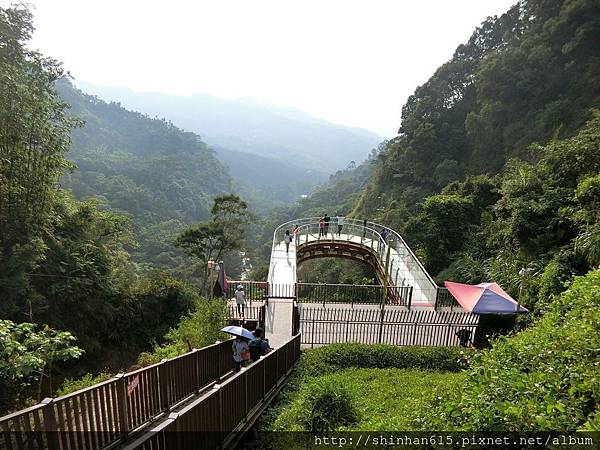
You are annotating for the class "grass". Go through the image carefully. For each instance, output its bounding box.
[274,368,465,431]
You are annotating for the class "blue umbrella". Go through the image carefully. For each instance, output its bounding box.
[221,325,255,340]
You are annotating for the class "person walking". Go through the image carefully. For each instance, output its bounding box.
[323,213,330,237]
[249,328,271,361]
[380,227,389,243]
[234,284,246,317]
[232,336,250,372]
[284,230,292,254]
[319,215,325,238]
[336,214,345,236]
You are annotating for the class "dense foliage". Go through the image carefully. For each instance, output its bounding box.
[419,269,600,431]
[0,320,82,412]
[0,4,203,411]
[137,298,228,366]
[297,343,470,377]
[57,80,235,270]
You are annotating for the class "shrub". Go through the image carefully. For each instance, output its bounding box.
[419,269,600,431]
[57,373,112,396]
[298,344,471,378]
[136,298,227,366]
[274,376,358,432]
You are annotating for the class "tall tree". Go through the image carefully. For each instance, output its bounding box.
[0,5,81,318]
[175,195,252,295]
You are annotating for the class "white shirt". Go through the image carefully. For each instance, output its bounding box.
[234,290,246,304]
[337,216,345,225]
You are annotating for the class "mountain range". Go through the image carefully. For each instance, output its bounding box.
[74,81,383,174]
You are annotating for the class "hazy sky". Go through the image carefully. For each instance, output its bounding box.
[21,0,516,136]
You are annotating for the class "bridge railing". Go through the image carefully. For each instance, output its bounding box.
[297,282,412,308]
[270,218,440,305]
[0,340,235,450]
[121,334,302,450]
[225,281,268,305]
[299,307,480,347]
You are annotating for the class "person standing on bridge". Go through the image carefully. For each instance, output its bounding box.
[235,285,246,317]
[284,230,292,254]
[323,213,330,237]
[380,227,389,243]
[336,214,345,236]
[319,215,325,238]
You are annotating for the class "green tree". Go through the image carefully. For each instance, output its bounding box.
[0,320,83,413]
[0,5,82,318]
[175,195,251,295]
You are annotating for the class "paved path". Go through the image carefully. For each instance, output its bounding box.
[264,299,294,349]
[265,240,296,348]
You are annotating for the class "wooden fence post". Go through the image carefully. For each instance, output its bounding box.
[262,357,266,400]
[159,359,169,411]
[241,368,249,416]
[215,384,223,449]
[114,374,129,440]
[41,398,59,450]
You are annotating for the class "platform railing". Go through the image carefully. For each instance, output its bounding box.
[0,340,235,450]
[121,334,302,450]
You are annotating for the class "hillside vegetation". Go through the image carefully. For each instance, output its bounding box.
[267,0,600,314]
[57,80,234,271]
[76,82,382,173]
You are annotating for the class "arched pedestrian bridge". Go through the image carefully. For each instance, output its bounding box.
[268,218,438,304]
[264,218,459,348]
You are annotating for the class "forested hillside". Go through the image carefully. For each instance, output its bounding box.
[213,145,328,210]
[56,80,235,269]
[75,82,382,173]
[354,0,599,224]
[342,0,600,312]
[1,5,206,412]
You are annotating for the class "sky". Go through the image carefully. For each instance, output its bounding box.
[20,0,517,137]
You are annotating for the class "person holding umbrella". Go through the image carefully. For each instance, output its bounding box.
[221,325,254,372]
[232,337,250,372]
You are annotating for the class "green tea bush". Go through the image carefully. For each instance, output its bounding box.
[274,376,358,432]
[299,344,471,378]
[419,270,600,431]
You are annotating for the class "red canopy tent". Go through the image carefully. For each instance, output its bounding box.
[444,281,528,314]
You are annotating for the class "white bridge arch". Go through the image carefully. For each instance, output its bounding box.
[268,217,439,306]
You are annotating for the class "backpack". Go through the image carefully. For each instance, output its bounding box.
[249,338,263,361]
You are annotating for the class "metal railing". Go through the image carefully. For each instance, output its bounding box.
[297,282,412,308]
[434,287,460,309]
[269,218,440,305]
[0,340,235,450]
[299,307,480,347]
[226,305,265,322]
[226,281,268,305]
[122,334,302,450]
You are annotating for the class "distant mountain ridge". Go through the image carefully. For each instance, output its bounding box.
[75,81,383,173]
